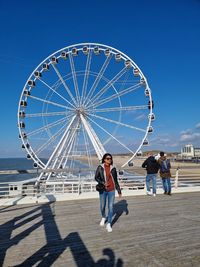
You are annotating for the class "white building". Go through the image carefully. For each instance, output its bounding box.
[194,147,200,158]
[181,144,200,159]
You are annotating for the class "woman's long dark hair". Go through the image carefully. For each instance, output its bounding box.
[102,153,113,165]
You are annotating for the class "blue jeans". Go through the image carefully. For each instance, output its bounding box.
[162,178,171,193]
[146,174,157,194]
[99,190,115,224]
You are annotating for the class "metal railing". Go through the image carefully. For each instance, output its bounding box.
[0,175,147,199]
[0,168,200,200]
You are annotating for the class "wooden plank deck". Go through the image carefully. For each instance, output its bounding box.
[0,192,200,267]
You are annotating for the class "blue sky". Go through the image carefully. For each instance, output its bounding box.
[0,0,200,157]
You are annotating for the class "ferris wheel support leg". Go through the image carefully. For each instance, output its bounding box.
[58,128,79,177]
[35,115,76,183]
[45,128,77,181]
[49,119,79,171]
[61,127,79,170]
[80,114,106,161]
[52,123,79,179]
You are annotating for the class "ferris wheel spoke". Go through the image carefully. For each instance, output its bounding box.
[89,67,128,105]
[28,95,73,110]
[88,105,149,113]
[26,111,68,118]
[84,55,113,106]
[27,116,69,137]
[35,122,67,155]
[87,116,135,154]
[80,49,93,105]
[68,52,81,105]
[50,63,77,106]
[91,83,141,108]
[38,78,76,108]
[88,113,146,132]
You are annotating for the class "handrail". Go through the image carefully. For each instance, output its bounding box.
[0,164,200,200]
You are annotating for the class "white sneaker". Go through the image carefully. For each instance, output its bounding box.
[146,191,152,196]
[153,193,156,197]
[106,223,112,232]
[99,218,106,226]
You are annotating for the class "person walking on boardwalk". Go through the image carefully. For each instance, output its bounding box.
[142,153,160,196]
[158,151,172,195]
[95,153,122,232]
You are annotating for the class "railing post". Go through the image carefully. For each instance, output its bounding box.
[144,176,146,192]
[174,167,179,189]
[78,173,81,195]
[35,182,39,204]
[34,180,41,204]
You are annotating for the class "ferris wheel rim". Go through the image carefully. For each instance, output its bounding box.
[18,42,154,170]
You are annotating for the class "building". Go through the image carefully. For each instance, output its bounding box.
[181,144,200,159]
[194,147,200,158]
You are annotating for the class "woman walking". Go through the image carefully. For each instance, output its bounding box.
[95,153,122,232]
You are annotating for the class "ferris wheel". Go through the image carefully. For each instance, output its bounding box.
[18,43,154,181]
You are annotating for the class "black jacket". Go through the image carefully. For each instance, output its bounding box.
[142,156,160,174]
[95,165,121,194]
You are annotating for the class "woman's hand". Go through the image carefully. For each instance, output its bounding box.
[118,193,122,198]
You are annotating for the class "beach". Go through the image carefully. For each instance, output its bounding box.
[77,155,200,179]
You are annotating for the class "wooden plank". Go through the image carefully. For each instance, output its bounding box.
[0,192,200,266]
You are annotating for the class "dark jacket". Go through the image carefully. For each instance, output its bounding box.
[158,156,171,178]
[142,156,160,174]
[95,164,121,194]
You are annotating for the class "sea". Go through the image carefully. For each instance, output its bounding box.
[0,158,39,183]
[0,158,89,183]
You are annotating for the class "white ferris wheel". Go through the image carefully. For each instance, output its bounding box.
[18,43,154,181]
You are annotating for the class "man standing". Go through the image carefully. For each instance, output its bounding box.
[142,153,160,196]
[158,151,172,195]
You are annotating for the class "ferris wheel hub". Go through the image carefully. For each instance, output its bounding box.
[76,106,86,116]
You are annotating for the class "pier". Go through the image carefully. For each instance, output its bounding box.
[0,192,200,266]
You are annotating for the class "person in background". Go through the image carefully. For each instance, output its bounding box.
[158,151,172,195]
[95,153,122,232]
[142,153,160,196]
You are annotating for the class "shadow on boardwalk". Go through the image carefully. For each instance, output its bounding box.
[0,195,123,267]
[112,199,129,227]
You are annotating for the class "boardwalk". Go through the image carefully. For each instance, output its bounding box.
[0,192,200,267]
